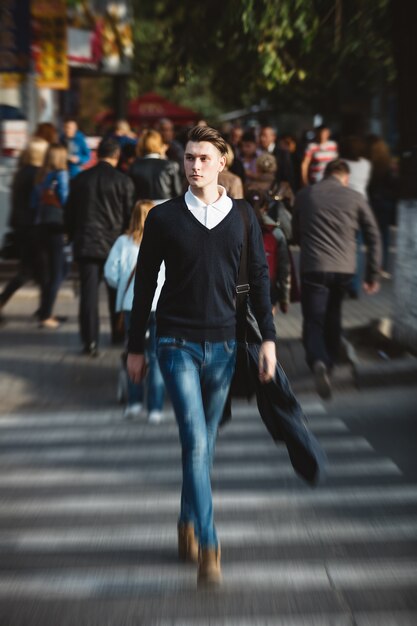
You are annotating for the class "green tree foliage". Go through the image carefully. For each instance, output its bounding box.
[130,0,394,116]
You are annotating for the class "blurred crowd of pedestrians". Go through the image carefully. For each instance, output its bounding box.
[0,113,394,405]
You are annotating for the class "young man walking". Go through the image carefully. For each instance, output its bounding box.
[127,125,276,587]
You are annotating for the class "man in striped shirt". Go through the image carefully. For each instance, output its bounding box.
[301,124,338,185]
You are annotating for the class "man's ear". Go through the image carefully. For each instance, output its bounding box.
[218,155,227,173]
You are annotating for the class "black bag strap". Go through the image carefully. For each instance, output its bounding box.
[123,266,137,299]
[235,199,252,341]
[235,199,250,295]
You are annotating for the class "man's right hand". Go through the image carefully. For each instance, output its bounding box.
[363,281,380,295]
[127,353,147,384]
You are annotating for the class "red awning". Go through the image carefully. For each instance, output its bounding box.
[96,92,199,127]
[127,92,199,125]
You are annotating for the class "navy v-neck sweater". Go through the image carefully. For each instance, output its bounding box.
[128,196,276,353]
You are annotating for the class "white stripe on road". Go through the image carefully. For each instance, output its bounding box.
[1,485,415,516]
[1,518,416,552]
[0,560,416,598]
[0,400,326,427]
[0,458,401,486]
[0,418,347,443]
[157,614,417,626]
[0,437,373,464]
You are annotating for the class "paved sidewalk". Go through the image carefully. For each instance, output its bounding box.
[0,269,402,414]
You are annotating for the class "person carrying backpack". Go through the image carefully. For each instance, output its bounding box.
[245,189,291,314]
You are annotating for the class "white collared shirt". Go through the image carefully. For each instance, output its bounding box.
[184,185,233,229]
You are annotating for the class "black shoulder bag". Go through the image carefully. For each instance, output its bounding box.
[222,199,327,487]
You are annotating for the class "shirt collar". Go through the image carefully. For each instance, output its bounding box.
[184,185,232,212]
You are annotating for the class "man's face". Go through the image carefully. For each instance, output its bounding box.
[184,141,226,190]
[240,140,257,158]
[230,127,243,145]
[64,121,77,138]
[160,122,174,143]
[259,127,276,150]
[317,127,330,144]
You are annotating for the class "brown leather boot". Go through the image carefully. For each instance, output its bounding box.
[197,545,222,587]
[177,523,199,563]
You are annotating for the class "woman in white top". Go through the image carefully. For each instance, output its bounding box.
[340,136,372,297]
[105,200,166,421]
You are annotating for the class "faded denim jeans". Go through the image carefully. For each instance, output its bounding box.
[157,338,236,549]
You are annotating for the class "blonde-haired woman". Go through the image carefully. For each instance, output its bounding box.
[105,200,166,421]
[0,137,49,319]
[129,129,182,202]
[34,143,69,329]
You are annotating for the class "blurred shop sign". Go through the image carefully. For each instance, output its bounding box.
[31,0,69,90]
[0,0,31,73]
[67,1,133,74]
[0,121,28,157]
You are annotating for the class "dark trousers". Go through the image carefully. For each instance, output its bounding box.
[38,226,64,321]
[0,227,42,307]
[78,258,115,348]
[301,272,353,370]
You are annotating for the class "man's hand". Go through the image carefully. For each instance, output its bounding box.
[127,353,147,384]
[258,340,277,384]
[363,281,380,295]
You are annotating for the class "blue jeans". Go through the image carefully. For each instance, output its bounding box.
[157,338,237,549]
[124,312,144,405]
[301,272,353,370]
[146,313,165,413]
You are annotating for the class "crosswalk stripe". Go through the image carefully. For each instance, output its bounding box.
[0,417,347,442]
[0,458,401,486]
[1,518,416,552]
[0,436,373,464]
[157,614,417,626]
[0,560,415,597]
[0,400,326,427]
[1,485,415,516]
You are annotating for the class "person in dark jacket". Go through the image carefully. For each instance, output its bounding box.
[65,138,135,355]
[0,137,49,321]
[129,129,182,201]
[292,159,381,399]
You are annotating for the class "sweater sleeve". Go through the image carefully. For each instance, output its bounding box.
[247,209,277,342]
[127,211,164,353]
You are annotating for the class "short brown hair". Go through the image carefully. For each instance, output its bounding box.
[324,159,350,178]
[187,125,228,156]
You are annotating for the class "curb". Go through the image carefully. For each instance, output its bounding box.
[353,356,417,389]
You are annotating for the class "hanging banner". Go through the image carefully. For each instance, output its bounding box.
[31,0,68,89]
[0,0,31,73]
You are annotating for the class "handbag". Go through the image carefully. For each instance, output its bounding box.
[39,173,64,226]
[223,200,327,486]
